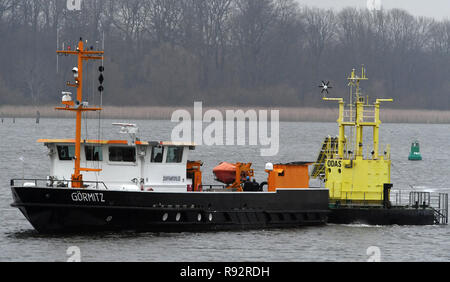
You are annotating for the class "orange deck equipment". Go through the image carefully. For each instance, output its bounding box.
[213,162,254,192]
[265,162,312,192]
[213,162,237,184]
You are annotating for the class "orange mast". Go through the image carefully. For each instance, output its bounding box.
[56,38,104,188]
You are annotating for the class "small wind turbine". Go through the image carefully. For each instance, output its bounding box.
[318,81,332,95]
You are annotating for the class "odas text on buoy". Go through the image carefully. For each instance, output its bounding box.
[327,160,342,167]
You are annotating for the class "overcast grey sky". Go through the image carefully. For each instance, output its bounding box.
[297,0,450,20]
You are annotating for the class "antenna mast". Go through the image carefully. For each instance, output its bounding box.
[55,38,104,188]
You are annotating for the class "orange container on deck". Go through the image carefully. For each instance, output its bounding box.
[265,162,312,192]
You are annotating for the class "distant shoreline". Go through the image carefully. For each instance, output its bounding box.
[1,105,450,124]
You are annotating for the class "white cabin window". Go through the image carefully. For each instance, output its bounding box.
[85,145,103,161]
[151,146,164,163]
[166,146,183,163]
[57,145,75,160]
[109,146,136,162]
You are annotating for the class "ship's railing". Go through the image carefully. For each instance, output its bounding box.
[338,192,386,207]
[10,178,109,190]
[391,189,428,206]
[343,108,355,123]
[342,105,376,123]
[435,193,449,224]
[311,136,340,179]
[336,190,449,224]
[199,184,228,191]
[391,189,448,225]
[362,105,376,123]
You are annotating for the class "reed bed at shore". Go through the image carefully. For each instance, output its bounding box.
[1,105,450,124]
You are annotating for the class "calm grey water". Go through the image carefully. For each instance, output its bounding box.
[1,118,450,262]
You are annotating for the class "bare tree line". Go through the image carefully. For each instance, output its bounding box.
[0,0,449,110]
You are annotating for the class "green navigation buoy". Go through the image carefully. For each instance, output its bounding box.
[408,140,422,161]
